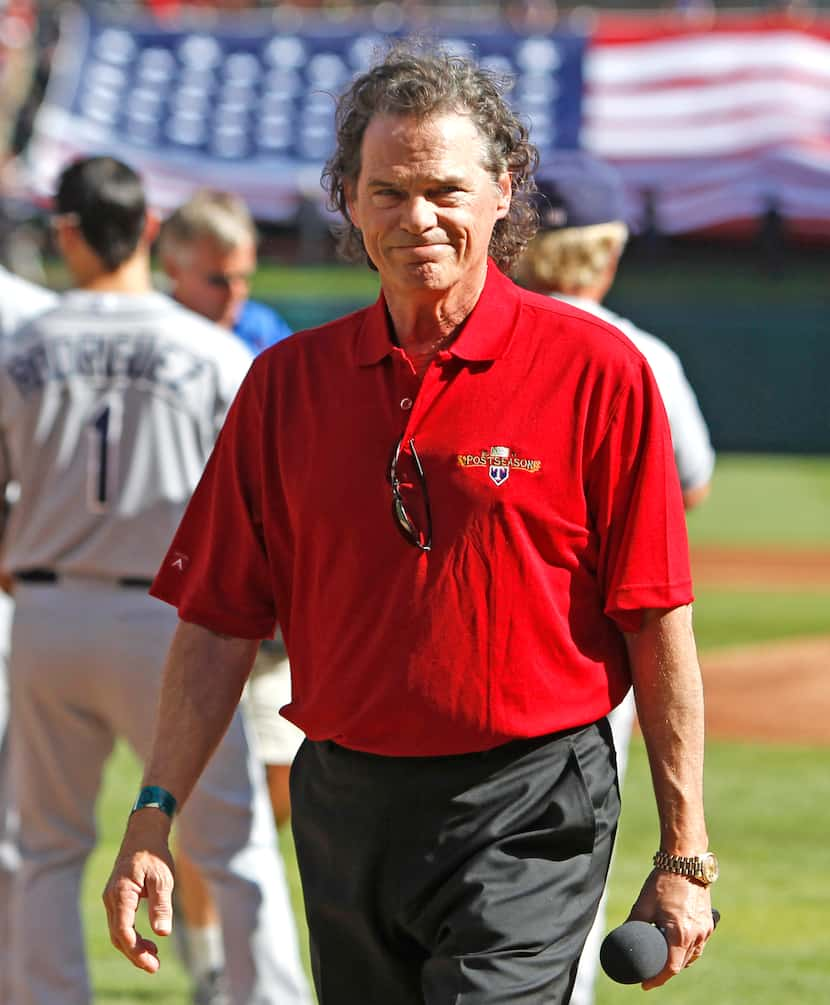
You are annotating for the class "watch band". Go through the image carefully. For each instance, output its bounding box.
[653,849,718,885]
[131,785,177,819]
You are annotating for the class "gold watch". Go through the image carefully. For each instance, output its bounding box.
[653,850,719,886]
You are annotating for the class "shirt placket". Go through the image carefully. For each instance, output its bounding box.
[393,348,456,442]
[387,350,456,571]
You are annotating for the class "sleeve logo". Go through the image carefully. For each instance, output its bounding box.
[170,551,190,572]
[457,446,542,486]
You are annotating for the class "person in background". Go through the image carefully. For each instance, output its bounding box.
[0,263,56,334]
[0,156,309,1005]
[157,188,304,1004]
[514,149,715,1005]
[105,47,717,1005]
[0,264,57,1005]
[158,188,292,354]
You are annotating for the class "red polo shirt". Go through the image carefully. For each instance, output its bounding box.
[152,262,692,756]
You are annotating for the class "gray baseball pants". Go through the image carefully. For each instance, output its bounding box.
[5,577,311,1005]
[0,592,16,1005]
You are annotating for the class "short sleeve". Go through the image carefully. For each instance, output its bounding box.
[587,358,693,633]
[234,300,293,354]
[151,364,277,639]
[662,351,715,492]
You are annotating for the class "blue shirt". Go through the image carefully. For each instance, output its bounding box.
[234,299,292,355]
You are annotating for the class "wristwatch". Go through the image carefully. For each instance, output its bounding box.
[653,850,719,886]
[131,785,178,819]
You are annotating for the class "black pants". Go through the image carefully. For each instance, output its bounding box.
[290,720,620,1005]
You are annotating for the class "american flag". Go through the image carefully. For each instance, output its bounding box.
[15,8,830,238]
[580,14,830,236]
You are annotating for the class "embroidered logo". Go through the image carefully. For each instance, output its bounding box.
[457,446,542,486]
[170,551,189,572]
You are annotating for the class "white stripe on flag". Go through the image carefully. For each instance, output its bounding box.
[586,31,830,87]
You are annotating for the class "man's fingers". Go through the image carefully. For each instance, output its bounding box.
[145,867,174,936]
[102,847,174,972]
[641,945,685,990]
[102,876,161,971]
[103,876,140,952]
[686,943,704,966]
[641,925,709,990]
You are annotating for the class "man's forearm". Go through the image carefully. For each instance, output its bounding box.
[139,619,260,813]
[625,605,708,854]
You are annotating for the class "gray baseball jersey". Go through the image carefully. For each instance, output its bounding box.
[0,290,252,579]
[554,295,715,492]
[0,288,311,1004]
[0,268,56,1005]
[0,266,58,337]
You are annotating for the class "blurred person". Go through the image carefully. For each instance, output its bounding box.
[514,152,714,509]
[0,263,57,333]
[157,188,303,1003]
[0,264,57,1005]
[158,188,292,355]
[0,156,309,1005]
[514,149,715,1005]
[105,47,716,1004]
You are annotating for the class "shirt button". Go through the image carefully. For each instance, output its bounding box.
[400,397,413,411]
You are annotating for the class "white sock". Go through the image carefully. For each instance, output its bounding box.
[182,923,225,982]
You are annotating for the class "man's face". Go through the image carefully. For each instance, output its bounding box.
[346,112,511,301]
[166,236,256,329]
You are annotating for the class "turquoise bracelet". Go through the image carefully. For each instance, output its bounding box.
[131,785,177,819]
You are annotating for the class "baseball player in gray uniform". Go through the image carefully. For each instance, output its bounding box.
[0,157,310,1005]
[515,150,715,1005]
[0,266,58,1005]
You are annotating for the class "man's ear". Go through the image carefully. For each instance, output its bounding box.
[143,210,160,247]
[54,220,78,258]
[344,180,360,229]
[495,171,512,220]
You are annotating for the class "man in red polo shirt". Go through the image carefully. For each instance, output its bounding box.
[104,46,717,1004]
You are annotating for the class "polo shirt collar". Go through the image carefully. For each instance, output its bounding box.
[356,259,521,367]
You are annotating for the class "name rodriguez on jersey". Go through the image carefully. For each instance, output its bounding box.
[3,333,212,397]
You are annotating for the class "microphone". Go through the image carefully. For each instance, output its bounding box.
[599,910,720,985]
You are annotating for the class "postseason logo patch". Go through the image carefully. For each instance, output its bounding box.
[457,446,542,486]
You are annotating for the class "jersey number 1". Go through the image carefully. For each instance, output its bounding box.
[87,398,123,512]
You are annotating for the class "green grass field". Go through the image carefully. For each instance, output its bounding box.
[81,453,830,1004]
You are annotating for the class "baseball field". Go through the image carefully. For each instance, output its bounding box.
[77,451,830,1004]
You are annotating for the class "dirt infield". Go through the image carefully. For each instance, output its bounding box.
[689,546,830,746]
[701,636,830,746]
[691,545,830,590]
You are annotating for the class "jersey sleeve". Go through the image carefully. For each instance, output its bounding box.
[586,357,693,633]
[151,363,277,639]
[661,349,716,492]
[213,335,254,435]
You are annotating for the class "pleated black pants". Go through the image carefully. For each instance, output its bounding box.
[290,720,620,1005]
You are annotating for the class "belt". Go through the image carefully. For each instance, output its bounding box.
[14,569,153,589]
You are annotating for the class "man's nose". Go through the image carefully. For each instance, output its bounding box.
[400,196,437,232]
[228,275,250,298]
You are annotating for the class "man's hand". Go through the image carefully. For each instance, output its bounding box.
[102,810,175,973]
[627,869,715,990]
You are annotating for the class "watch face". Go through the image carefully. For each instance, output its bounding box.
[702,853,719,883]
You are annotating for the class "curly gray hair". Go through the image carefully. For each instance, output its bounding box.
[322,42,539,273]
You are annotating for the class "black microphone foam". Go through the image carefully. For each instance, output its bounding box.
[600,910,721,985]
[599,920,668,984]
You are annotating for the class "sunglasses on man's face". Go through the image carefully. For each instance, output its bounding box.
[202,271,254,290]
